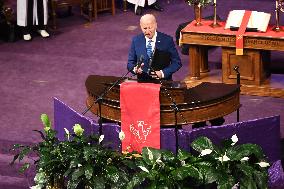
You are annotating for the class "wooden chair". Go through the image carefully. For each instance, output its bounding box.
[93,0,115,19]
[49,0,93,29]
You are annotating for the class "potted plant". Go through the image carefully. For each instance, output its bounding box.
[10,114,270,189]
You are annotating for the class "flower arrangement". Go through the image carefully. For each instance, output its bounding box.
[186,0,212,7]
[10,114,270,189]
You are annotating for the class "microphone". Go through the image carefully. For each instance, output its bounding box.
[233,65,239,74]
[147,48,156,75]
[136,55,144,70]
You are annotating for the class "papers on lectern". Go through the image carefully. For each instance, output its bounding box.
[225,10,271,32]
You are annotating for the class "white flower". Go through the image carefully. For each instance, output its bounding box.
[119,131,125,141]
[200,149,212,156]
[147,147,153,161]
[181,160,186,166]
[64,128,70,140]
[156,157,162,164]
[257,161,270,168]
[217,153,230,162]
[232,182,239,189]
[30,185,42,189]
[240,157,249,161]
[138,166,149,173]
[78,164,82,167]
[231,134,238,145]
[99,135,104,144]
[34,172,47,184]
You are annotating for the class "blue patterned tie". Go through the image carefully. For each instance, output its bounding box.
[146,40,153,58]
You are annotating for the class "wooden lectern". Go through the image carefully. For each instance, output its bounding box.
[85,75,241,126]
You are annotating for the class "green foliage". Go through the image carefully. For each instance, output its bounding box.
[10,115,270,189]
[186,0,212,7]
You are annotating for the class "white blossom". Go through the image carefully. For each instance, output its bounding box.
[217,153,230,162]
[78,164,82,167]
[147,147,153,161]
[231,134,238,145]
[30,185,42,189]
[200,149,212,156]
[156,157,162,164]
[64,128,70,140]
[119,131,125,141]
[156,157,164,167]
[257,161,270,168]
[232,182,239,189]
[138,166,149,173]
[181,160,186,166]
[240,157,249,161]
[99,135,104,144]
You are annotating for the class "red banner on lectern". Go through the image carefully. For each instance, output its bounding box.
[120,81,161,153]
[236,10,252,55]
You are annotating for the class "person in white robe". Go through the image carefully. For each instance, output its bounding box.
[127,0,163,15]
[17,0,49,41]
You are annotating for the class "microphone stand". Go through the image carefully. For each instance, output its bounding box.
[234,66,240,122]
[148,64,188,155]
[82,70,132,136]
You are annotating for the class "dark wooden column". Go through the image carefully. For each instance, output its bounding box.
[189,45,208,79]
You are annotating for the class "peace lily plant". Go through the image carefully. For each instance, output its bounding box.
[11,114,270,189]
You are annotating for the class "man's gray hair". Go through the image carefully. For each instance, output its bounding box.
[140,14,156,24]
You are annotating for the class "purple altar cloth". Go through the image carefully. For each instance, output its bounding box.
[53,97,284,188]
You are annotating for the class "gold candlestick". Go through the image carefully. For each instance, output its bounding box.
[210,3,221,28]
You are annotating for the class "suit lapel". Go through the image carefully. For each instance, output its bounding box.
[155,32,162,51]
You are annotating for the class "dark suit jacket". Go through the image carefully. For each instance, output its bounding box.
[127,31,182,81]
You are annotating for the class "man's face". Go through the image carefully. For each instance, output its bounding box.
[140,20,157,39]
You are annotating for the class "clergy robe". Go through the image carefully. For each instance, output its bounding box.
[127,0,157,7]
[17,0,48,27]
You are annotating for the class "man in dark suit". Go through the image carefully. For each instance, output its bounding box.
[127,14,182,81]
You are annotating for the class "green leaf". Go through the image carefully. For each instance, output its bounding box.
[177,149,193,161]
[122,159,137,170]
[71,168,84,180]
[127,173,147,189]
[240,177,257,189]
[142,147,162,165]
[106,166,120,183]
[227,144,264,161]
[198,164,218,184]
[171,166,201,180]
[18,147,31,161]
[41,114,51,128]
[19,163,30,173]
[191,137,214,153]
[217,176,235,189]
[92,177,106,189]
[254,170,268,189]
[67,179,80,189]
[84,164,93,180]
[83,146,95,161]
[236,163,254,178]
[161,149,175,162]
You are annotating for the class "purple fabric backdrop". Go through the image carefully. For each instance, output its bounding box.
[179,116,281,163]
[53,97,284,187]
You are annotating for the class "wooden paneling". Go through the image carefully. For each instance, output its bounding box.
[222,48,271,85]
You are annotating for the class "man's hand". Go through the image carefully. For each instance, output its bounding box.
[150,70,162,79]
[134,63,144,74]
